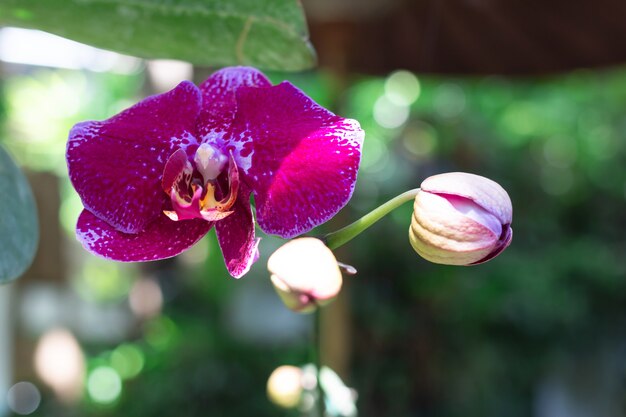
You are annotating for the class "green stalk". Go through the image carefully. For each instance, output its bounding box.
[314,309,325,417]
[323,188,421,250]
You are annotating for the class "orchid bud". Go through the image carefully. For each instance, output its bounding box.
[266,365,303,408]
[409,172,513,265]
[268,238,342,313]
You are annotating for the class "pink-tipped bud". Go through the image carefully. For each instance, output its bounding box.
[409,172,513,265]
[268,238,342,314]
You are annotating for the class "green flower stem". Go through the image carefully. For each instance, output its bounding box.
[323,188,421,250]
[314,309,325,417]
[311,188,421,415]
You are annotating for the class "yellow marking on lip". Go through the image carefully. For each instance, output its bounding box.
[200,182,237,212]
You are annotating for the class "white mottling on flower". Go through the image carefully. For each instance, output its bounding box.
[236,148,254,173]
[80,229,100,245]
[171,131,198,150]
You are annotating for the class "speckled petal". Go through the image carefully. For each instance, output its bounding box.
[67,81,202,234]
[197,66,271,140]
[230,81,364,238]
[215,184,260,278]
[77,209,211,262]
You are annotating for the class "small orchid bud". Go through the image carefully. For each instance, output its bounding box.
[266,365,303,409]
[409,172,513,265]
[268,238,342,313]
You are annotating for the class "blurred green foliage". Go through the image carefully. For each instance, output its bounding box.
[342,69,626,417]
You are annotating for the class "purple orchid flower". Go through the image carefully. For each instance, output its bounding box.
[67,67,364,278]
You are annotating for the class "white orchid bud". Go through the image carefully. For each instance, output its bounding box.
[268,238,342,313]
[410,172,513,265]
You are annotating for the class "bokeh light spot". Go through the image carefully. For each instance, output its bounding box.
[7,382,41,415]
[34,328,85,403]
[360,137,390,175]
[74,260,134,302]
[110,344,145,380]
[402,121,437,159]
[267,366,303,409]
[384,70,421,106]
[433,83,466,118]
[144,316,178,350]
[586,126,616,160]
[373,96,409,129]
[129,278,163,319]
[87,367,122,405]
[500,102,538,141]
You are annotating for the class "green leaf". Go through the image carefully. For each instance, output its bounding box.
[0,145,38,283]
[0,0,316,71]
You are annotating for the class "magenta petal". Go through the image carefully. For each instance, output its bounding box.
[67,81,202,234]
[215,184,260,278]
[231,81,364,238]
[197,66,271,139]
[77,209,211,262]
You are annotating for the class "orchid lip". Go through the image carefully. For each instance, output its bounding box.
[161,147,239,222]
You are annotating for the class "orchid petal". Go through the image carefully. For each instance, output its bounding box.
[231,81,364,238]
[421,172,512,225]
[67,81,202,233]
[77,209,211,262]
[445,194,502,238]
[215,184,260,278]
[471,227,513,265]
[197,66,271,140]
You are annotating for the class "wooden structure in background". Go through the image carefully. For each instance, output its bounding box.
[305,0,626,76]
[21,172,64,284]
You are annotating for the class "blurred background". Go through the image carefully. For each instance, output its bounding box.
[2,0,626,416]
